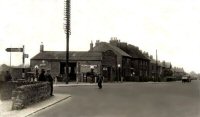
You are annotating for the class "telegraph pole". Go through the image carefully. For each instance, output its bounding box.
[22,45,25,79]
[64,0,71,84]
[10,47,11,72]
[156,49,158,82]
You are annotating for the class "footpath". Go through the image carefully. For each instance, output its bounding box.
[0,94,71,117]
[0,82,97,117]
[54,82,97,87]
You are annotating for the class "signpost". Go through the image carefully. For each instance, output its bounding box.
[5,45,28,79]
[5,48,23,52]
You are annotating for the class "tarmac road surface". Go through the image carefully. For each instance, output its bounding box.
[30,81,200,117]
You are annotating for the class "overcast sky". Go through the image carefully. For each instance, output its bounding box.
[0,0,200,73]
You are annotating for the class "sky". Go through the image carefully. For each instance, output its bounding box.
[0,0,200,73]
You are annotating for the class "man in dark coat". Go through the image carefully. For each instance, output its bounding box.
[46,70,54,96]
[38,69,46,81]
[4,71,12,81]
[97,74,103,89]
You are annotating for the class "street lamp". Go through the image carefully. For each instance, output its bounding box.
[90,65,95,82]
[90,65,94,71]
[118,64,121,82]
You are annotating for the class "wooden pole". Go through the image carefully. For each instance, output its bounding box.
[64,0,71,84]
[156,49,158,82]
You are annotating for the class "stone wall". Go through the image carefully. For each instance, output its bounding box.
[12,82,51,110]
[0,81,38,100]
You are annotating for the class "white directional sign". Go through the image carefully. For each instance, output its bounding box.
[5,48,23,52]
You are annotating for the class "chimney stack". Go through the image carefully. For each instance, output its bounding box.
[40,42,44,52]
[109,37,119,47]
[90,40,93,51]
[95,40,100,46]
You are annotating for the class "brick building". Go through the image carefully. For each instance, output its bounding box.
[109,38,150,81]
[30,43,118,82]
[91,40,132,81]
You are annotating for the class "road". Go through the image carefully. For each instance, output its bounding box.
[30,81,200,117]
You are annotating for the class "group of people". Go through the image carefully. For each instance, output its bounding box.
[38,69,54,96]
[4,69,103,92]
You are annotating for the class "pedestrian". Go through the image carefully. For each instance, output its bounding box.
[97,74,103,89]
[38,69,46,81]
[4,71,12,81]
[46,69,54,96]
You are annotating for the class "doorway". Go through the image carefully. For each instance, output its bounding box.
[60,62,77,81]
[102,66,111,82]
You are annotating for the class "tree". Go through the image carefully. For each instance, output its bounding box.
[0,64,10,72]
[190,71,197,78]
[162,68,173,77]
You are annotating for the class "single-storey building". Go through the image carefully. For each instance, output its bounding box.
[30,43,118,82]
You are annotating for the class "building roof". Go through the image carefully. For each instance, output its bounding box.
[162,61,172,68]
[149,59,163,67]
[150,59,156,64]
[172,67,185,72]
[31,51,102,61]
[126,44,150,60]
[92,42,131,57]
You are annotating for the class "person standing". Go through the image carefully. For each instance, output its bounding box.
[4,71,12,81]
[38,69,46,81]
[46,70,54,96]
[97,74,103,89]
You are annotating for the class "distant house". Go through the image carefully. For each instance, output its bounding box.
[147,54,174,81]
[109,39,150,81]
[172,67,185,79]
[149,56,157,81]
[149,58,162,81]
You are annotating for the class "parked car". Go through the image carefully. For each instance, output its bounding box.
[182,75,191,83]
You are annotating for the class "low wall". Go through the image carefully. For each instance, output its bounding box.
[12,82,51,110]
[0,81,38,100]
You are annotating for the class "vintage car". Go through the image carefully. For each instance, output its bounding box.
[182,75,191,83]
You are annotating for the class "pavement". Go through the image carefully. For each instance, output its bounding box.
[53,82,97,87]
[0,82,96,117]
[0,94,71,117]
